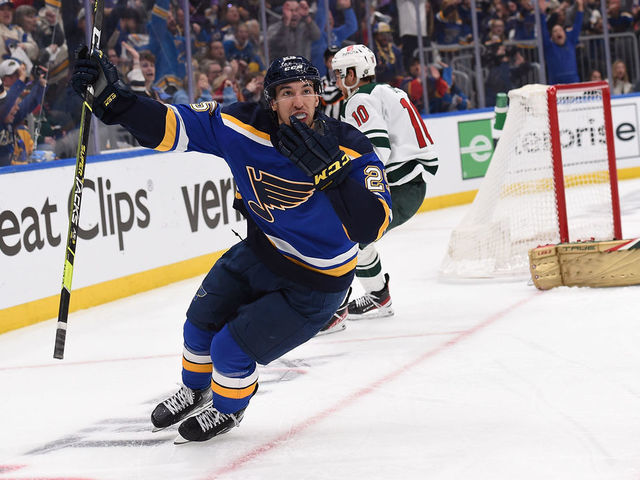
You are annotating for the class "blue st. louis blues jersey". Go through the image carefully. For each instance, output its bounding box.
[148,100,392,291]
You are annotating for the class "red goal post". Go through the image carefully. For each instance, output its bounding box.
[440,82,623,278]
[547,81,622,243]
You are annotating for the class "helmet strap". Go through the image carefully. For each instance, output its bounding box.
[343,72,360,100]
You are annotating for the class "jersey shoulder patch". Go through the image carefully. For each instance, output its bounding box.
[188,100,218,114]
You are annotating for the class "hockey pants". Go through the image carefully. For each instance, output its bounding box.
[180,241,347,414]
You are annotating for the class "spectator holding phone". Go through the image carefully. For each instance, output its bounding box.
[267,0,321,61]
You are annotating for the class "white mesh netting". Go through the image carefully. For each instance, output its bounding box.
[440,83,617,278]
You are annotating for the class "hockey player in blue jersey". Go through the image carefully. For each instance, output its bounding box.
[71,49,392,444]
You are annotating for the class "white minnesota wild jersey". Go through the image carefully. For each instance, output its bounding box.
[341,82,438,186]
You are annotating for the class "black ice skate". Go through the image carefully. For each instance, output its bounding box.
[348,274,394,320]
[316,287,351,336]
[151,385,212,431]
[174,405,246,444]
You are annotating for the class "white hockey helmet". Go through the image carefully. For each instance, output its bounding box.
[331,44,377,82]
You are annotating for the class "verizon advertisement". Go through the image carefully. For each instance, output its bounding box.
[0,151,244,310]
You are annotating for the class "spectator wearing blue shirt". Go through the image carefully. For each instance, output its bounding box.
[172,71,214,104]
[435,0,468,44]
[511,0,537,40]
[606,0,633,32]
[205,40,229,67]
[310,0,357,75]
[223,22,265,72]
[146,0,186,95]
[0,59,45,165]
[539,0,584,85]
[220,5,242,43]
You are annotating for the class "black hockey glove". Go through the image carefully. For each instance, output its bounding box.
[71,46,136,124]
[275,116,352,190]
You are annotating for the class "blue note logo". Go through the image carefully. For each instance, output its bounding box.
[246,166,314,223]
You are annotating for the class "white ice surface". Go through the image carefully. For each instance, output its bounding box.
[2,180,640,480]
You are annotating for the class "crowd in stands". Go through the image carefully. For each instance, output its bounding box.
[1,0,640,166]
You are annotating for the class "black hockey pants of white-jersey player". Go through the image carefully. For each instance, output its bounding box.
[324,44,438,327]
[71,49,391,443]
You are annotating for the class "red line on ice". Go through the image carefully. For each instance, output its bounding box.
[203,293,541,479]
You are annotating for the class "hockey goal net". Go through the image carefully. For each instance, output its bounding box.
[440,82,622,278]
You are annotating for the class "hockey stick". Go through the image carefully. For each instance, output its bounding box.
[53,0,104,360]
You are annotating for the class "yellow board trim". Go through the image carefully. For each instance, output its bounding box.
[156,107,177,151]
[0,250,226,335]
[3,167,639,336]
[418,190,478,213]
[182,358,213,373]
[617,166,640,180]
[211,379,257,399]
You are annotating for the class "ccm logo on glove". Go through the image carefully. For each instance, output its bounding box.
[314,152,351,187]
[275,116,353,190]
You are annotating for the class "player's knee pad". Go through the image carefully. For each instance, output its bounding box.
[357,243,379,266]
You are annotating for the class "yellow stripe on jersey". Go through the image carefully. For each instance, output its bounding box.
[211,379,257,399]
[341,197,390,242]
[156,107,177,151]
[342,225,352,241]
[221,113,271,141]
[283,253,358,276]
[182,357,213,373]
[264,235,358,276]
[340,146,362,159]
[374,197,392,241]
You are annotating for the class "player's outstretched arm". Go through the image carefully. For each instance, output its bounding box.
[71,47,170,149]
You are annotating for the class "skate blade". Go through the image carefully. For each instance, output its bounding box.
[151,400,213,433]
[348,308,394,321]
[315,322,346,337]
[174,433,190,445]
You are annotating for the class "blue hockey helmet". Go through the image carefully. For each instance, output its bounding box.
[264,56,321,102]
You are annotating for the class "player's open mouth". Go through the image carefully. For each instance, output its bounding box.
[293,112,307,120]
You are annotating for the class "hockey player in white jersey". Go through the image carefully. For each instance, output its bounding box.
[329,44,438,322]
